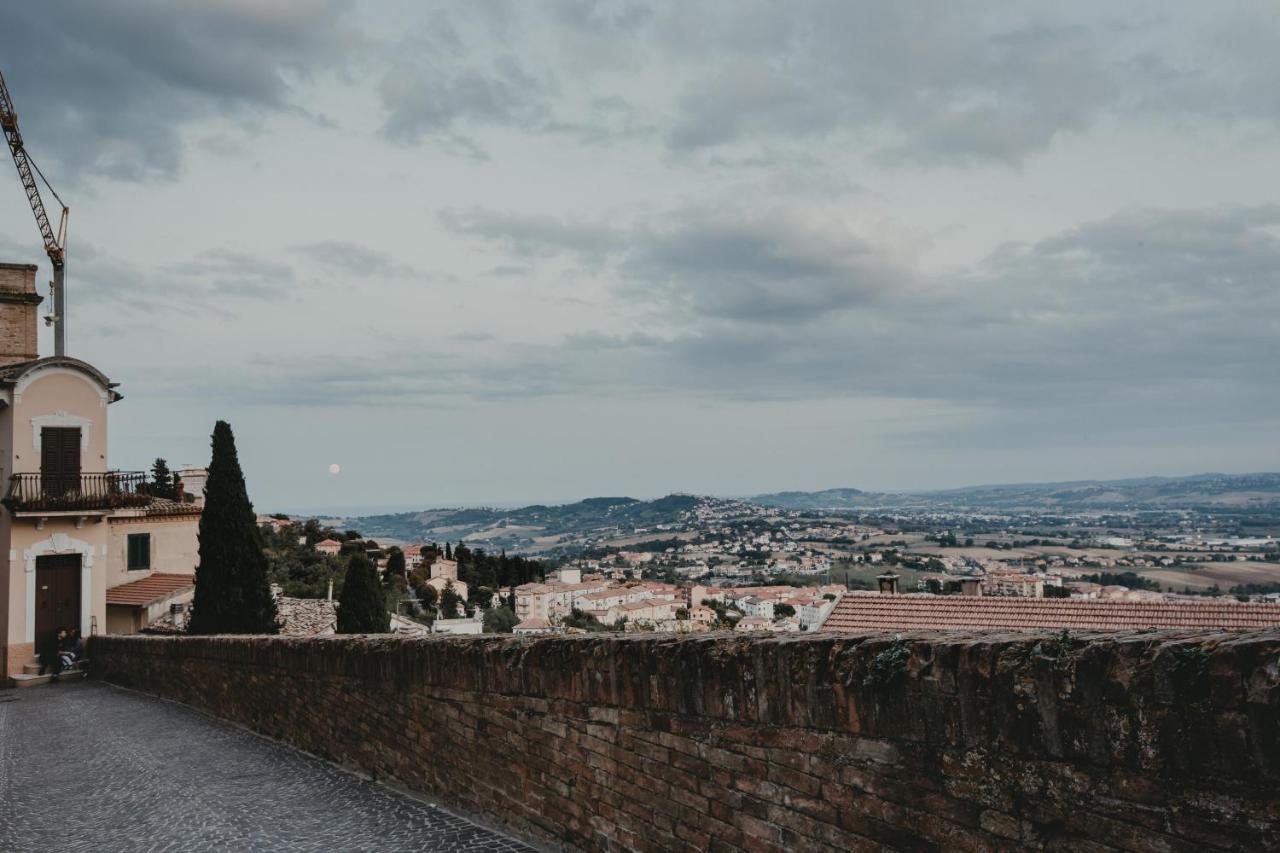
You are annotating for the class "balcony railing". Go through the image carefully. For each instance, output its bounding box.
[4,471,154,513]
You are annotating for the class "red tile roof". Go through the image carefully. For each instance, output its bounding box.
[822,593,1280,632]
[105,573,195,607]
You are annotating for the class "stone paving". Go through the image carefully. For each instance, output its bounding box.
[0,681,538,853]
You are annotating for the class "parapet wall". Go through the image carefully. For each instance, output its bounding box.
[89,630,1280,852]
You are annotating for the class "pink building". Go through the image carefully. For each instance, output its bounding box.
[0,262,203,683]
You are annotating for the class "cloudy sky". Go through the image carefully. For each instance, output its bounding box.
[1,1,1277,512]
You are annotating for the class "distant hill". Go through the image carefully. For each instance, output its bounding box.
[333,473,1280,554]
[341,494,702,551]
[752,472,1280,511]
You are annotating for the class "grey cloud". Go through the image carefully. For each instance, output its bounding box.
[67,245,297,320]
[374,3,1280,167]
[0,1,362,183]
[293,241,418,278]
[439,208,624,258]
[626,207,904,322]
[444,203,908,322]
[663,6,1117,165]
[380,57,551,153]
[130,205,1278,464]
[183,347,583,407]
[377,7,555,154]
[165,249,295,298]
[537,205,1280,424]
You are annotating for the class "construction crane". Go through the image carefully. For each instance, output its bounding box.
[0,69,69,356]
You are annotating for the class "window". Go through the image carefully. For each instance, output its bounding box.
[127,533,151,571]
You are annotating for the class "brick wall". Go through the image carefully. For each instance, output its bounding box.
[89,630,1280,852]
[0,262,41,365]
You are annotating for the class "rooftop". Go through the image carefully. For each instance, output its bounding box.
[276,597,337,636]
[105,573,194,607]
[822,593,1280,632]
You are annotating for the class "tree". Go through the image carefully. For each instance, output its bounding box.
[470,586,495,610]
[439,581,463,619]
[482,606,518,633]
[188,421,278,634]
[383,547,406,587]
[149,457,177,499]
[337,554,389,633]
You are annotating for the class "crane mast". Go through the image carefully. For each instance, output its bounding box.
[0,70,69,356]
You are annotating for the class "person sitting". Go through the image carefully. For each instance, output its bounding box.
[37,628,63,680]
[58,627,78,672]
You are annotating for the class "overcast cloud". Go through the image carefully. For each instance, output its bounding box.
[1,1,1277,511]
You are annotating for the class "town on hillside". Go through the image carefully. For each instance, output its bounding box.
[245,489,1280,639]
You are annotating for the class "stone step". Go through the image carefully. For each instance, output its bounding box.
[21,659,88,675]
[8,670,88,689]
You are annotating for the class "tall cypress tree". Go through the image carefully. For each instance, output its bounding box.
[337,553,389,633]
[188,421,279,634]
[382,547,406,588]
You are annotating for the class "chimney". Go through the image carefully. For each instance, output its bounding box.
[960,577,983,597]
[0,262,42,365]
[877,572,900,595]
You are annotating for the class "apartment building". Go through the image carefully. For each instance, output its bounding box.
[0,262,202,682]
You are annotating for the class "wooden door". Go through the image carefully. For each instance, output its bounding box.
[41,427,81,496]
[35,553,82,641]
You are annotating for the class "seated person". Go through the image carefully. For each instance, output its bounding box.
[58,627,78,671]
[37,628,62,678]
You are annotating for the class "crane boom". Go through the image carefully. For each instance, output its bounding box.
[0,69,68,355]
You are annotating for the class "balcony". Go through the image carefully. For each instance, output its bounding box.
[3,471,154,514]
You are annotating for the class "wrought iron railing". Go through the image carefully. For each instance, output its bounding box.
[3,471,153,512]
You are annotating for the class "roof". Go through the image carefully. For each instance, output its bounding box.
[144,498,202,517]
[276,597,337,636]
[0,356,122,401]
[579,589,625,601]
[514,617,551,630]
[106,573,195,608]
[821,593,1280,632]
[620,600,666,612]
[314,538,343,547]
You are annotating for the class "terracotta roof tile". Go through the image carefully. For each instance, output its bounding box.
[106,573,195,607]
[822,593,1280,632]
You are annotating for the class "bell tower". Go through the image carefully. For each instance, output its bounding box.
[0,262,42,366]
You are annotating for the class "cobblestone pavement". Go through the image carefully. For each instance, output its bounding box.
[0,681,537,853]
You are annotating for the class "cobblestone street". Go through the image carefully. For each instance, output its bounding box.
[0,681,536,853]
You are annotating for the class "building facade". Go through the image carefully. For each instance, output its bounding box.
[0,262,202,680]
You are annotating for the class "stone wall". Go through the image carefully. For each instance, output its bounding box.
[89,630,1280,852]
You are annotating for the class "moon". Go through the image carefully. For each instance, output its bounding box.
[328,463,341,475]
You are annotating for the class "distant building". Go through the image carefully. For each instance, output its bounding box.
[425,557,468,603]
[315,539,343,556]
[513,617,555,635]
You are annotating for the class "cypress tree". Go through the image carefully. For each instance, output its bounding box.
[383,547,406,588]
[150,457,176,499]
[337,553,389,633]
[188,421,279,634]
